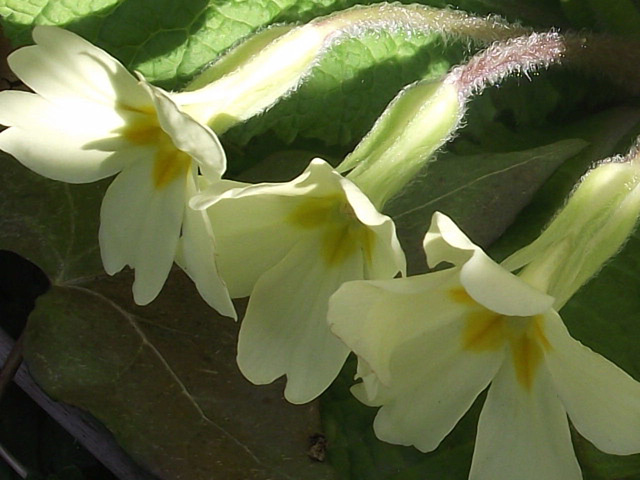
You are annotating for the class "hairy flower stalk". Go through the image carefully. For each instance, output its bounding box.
[450,30,640,100]
[171,2,531,133]
[503,145,640,308]
[328,147,640,480]
[342,32,566,209]
[345,30,640,209]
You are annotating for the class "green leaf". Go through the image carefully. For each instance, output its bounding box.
[0,153,334,480]
[26,277,334,480]
[489,106,640,260]
[384,138,588,274]
[1,0,368,88]
[0,155,106,282]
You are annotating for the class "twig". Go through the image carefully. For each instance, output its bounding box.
[0,442,28,478]
[0,327,160,480]
[0,329,24,400]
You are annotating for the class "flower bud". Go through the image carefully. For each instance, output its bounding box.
[503,150,640,308]
[339,79,463,208]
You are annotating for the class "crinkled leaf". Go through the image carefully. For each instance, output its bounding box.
[0,0,571,149]
[1,1,470,146]
[0,0,474,90]
[1,0,366,88]
[0,153,334,480]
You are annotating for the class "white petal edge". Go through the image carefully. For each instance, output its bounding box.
[545,310,640,455]
[0,91,139,183]
[370,314,503,452]
[423,211,478,268]
[423,212,554,316]
[329,268,462,385]
[340,175,406,278]
[191,158,343,210]
[206,190,306,298]
[199,158,362,297]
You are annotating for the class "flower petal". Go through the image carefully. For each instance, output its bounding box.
[178,175,236,319]
[200,158,352,297]
[329,271,504,452]
[99,158,186,305]
[329,268,461,386]
[0,90,138,182]
[10,26,148,109]
[461,249,554,316]
[205,192,304,298]
[140,80,226,180]
[469,359,581,480]
[423,211,478,268]
[236,235,358,404]
[422,212,554,316]
[544,311,640,455]
[340,175,405,279]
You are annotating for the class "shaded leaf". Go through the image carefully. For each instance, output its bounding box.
[0,155,106,282]
[26,276,334,480]
[560,0,640,35]
[385,139,587,274]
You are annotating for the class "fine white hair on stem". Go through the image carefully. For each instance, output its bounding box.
[447,30,640,102]
[446,32,566,100]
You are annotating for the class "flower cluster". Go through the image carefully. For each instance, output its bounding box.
[3,15,640,480]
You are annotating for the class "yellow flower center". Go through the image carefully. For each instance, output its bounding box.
[451,287,552,391]
[116,106,191,189]
[288,193,376,267]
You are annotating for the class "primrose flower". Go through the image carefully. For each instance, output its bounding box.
[0,26,234,316]
[329,212,640,480]
[191,158,405,403]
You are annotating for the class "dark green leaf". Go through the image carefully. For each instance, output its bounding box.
[26,277,334,480]
[385,139,588,274]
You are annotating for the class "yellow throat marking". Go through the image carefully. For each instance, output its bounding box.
[117,107,191,189]
[451,288,552,391]
[288,193,376,267]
